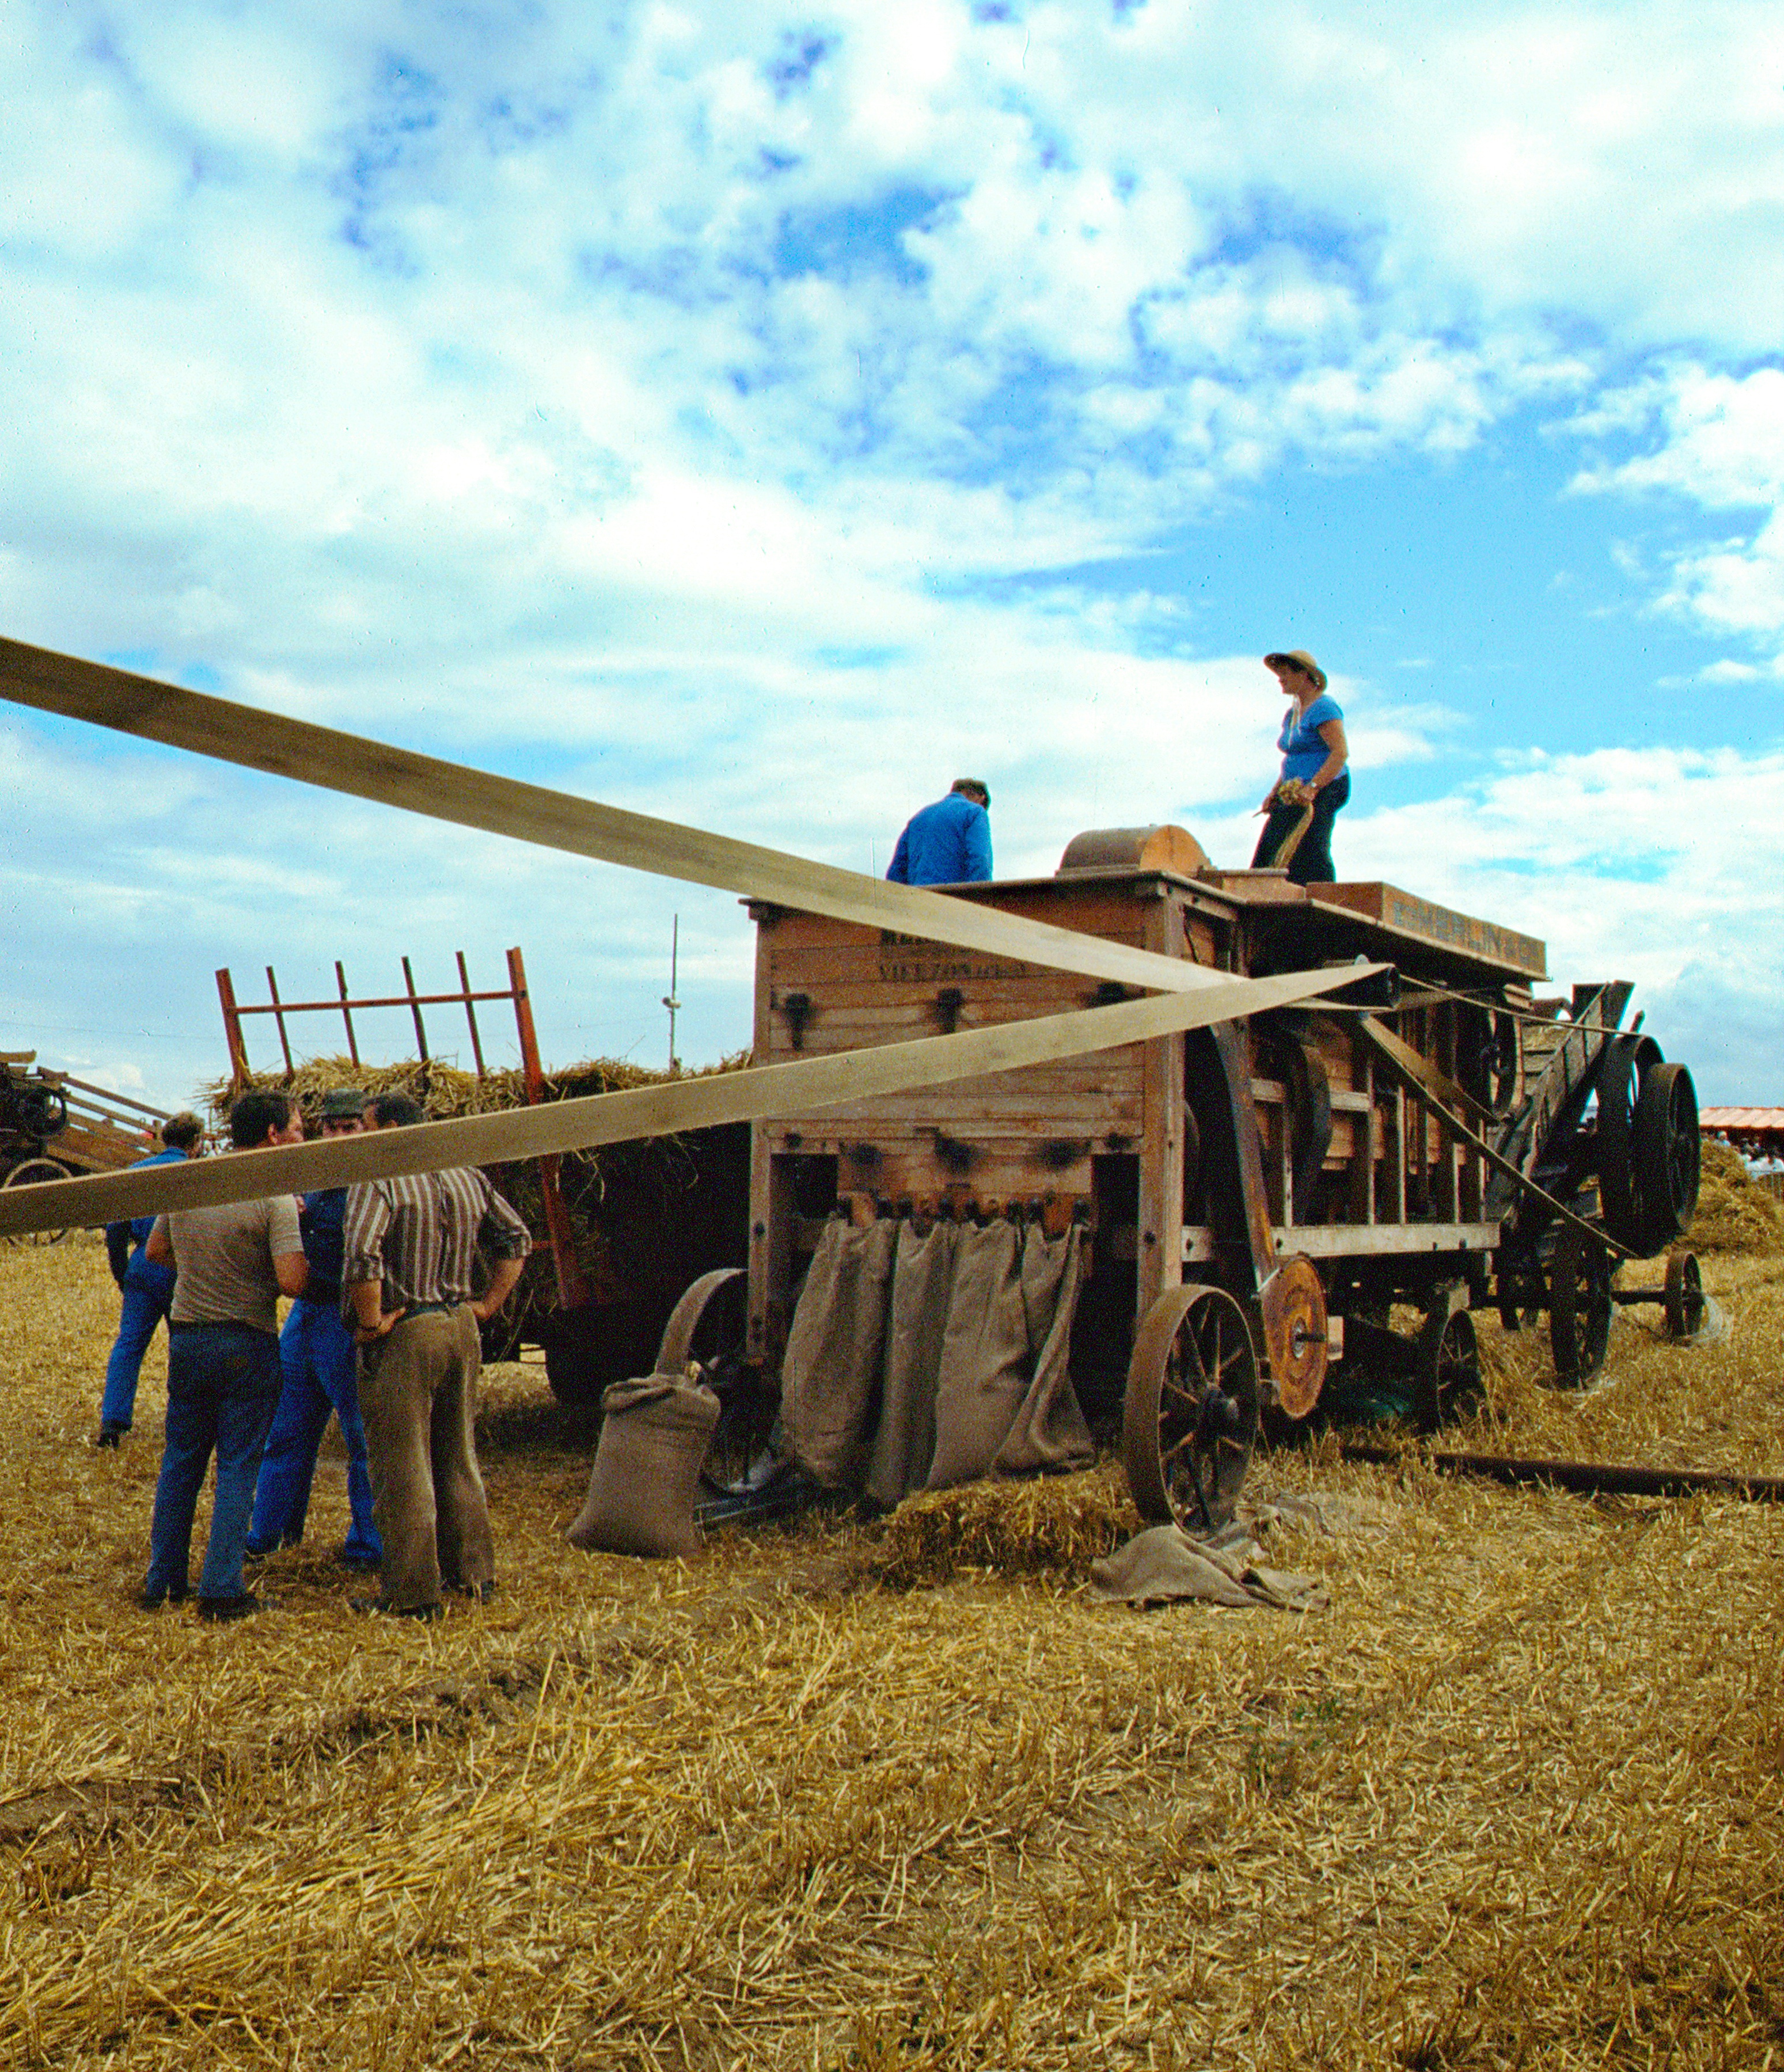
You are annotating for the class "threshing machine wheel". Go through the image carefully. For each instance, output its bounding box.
[1,1157,73,1245]
[1634,1063,1699,1253]
[1548,1225,1612,1387]
[654,1269,770,1492]
[1123,1283,1259,1534]
[1415,1308,1483,1433]
[1664,1250,1706,1341]
[1595,1033,1662,1252]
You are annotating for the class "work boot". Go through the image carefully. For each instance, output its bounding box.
[94,1424,126,1450]
[196,1594,275,1622]
[350,1596,442,1622]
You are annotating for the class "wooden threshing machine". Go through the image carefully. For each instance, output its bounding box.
[670,827,1702,1532]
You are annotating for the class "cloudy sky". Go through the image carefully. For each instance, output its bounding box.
[3,0,1781,1114]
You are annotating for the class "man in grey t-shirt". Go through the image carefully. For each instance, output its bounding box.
[140,1091,308,1620]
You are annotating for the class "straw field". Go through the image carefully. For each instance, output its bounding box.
[2,1230,1781,2068]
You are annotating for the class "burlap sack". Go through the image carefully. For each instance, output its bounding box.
[865,1219,961,1507]
[780,1216,897,1488]
[925,1221,1032,1490]
[565,1373,720,1558]
[992,1224,1094,1477]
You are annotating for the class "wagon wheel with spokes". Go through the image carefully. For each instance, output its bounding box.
[1595,1033,1661,1252]
[1123,1283,1259,1534]
[1664,1250,1706,1340]
[1548,1225,1612,1386]
[1,1158,74,1245]
[1415,1307,1483,1433]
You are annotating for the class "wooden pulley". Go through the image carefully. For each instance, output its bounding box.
[1257,1252,1328,1418]
[1055,825,1210,877]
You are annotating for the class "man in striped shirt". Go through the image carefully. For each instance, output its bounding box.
[342,1094,532,1618]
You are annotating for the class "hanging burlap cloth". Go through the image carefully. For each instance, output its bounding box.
[992,1224,1095,1477]
[780,1215,898,1489]
[865,1219,961,1509]
[927,1222,1093,1489]
[780,1212,1094,1499]
[565,1372,721,1558]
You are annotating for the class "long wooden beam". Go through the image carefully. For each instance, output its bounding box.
[3,637,1243,1001]
[0,964,1378,1237]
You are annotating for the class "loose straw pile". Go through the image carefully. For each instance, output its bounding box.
[2,1238,1781,2066]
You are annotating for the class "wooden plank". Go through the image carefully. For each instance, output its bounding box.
[1308,881,1546,978]
[0,636,1275,1006]
[1183,1220,1501,1263]
[0,961,1380,1234]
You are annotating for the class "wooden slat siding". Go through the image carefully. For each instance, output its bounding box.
[1138,895,1187,1321]
[1437,1002,1461,1222]
[762,1008,1156,1060]
[1488,982,1632,1214]
[845,1154,1096,1202]
[747,909,781,1364]
[762,1092,1146,1132]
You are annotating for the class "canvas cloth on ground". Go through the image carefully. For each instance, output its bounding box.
[1090,1522,1327,1611]
[566,1371,720,1558]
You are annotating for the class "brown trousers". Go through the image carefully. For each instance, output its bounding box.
[357,1307,494,1611]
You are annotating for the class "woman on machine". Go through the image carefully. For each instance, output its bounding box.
[1251,649,1349,884]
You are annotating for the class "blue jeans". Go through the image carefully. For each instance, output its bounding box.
[100,1263,176,1432]
[145,1324,282,1603]
[247,1301,382,1564]
[1251,770,1350,884]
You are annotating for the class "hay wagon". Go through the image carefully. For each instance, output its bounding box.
[1,1052,174,1235]
[663,828,1702,1533]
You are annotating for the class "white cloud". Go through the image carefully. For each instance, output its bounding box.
[2,0,1782,1107]
[1572,364,1784,645]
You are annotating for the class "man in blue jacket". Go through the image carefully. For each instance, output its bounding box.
[244,1086,382,1571]
[886,779,993,887]
[96,1111,206,1447]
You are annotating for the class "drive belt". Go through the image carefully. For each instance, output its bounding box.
[0,965,1376,1235]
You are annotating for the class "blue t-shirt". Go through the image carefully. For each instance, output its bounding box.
[1278,694,1343,782]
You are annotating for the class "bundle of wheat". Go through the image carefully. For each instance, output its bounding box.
[1688,1139,1784,1256]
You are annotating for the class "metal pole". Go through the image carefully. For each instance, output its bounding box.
[335,961,360,1067]
[266,966,295,1077]
[457,951,487,1078]
[663,914,681,1075]
[401,955,430,1062]
[1341,1443,1784,1504]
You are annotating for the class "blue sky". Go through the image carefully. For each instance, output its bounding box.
[2,0,1781,1109]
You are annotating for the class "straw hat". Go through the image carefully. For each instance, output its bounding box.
[1264,649,1327,690]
